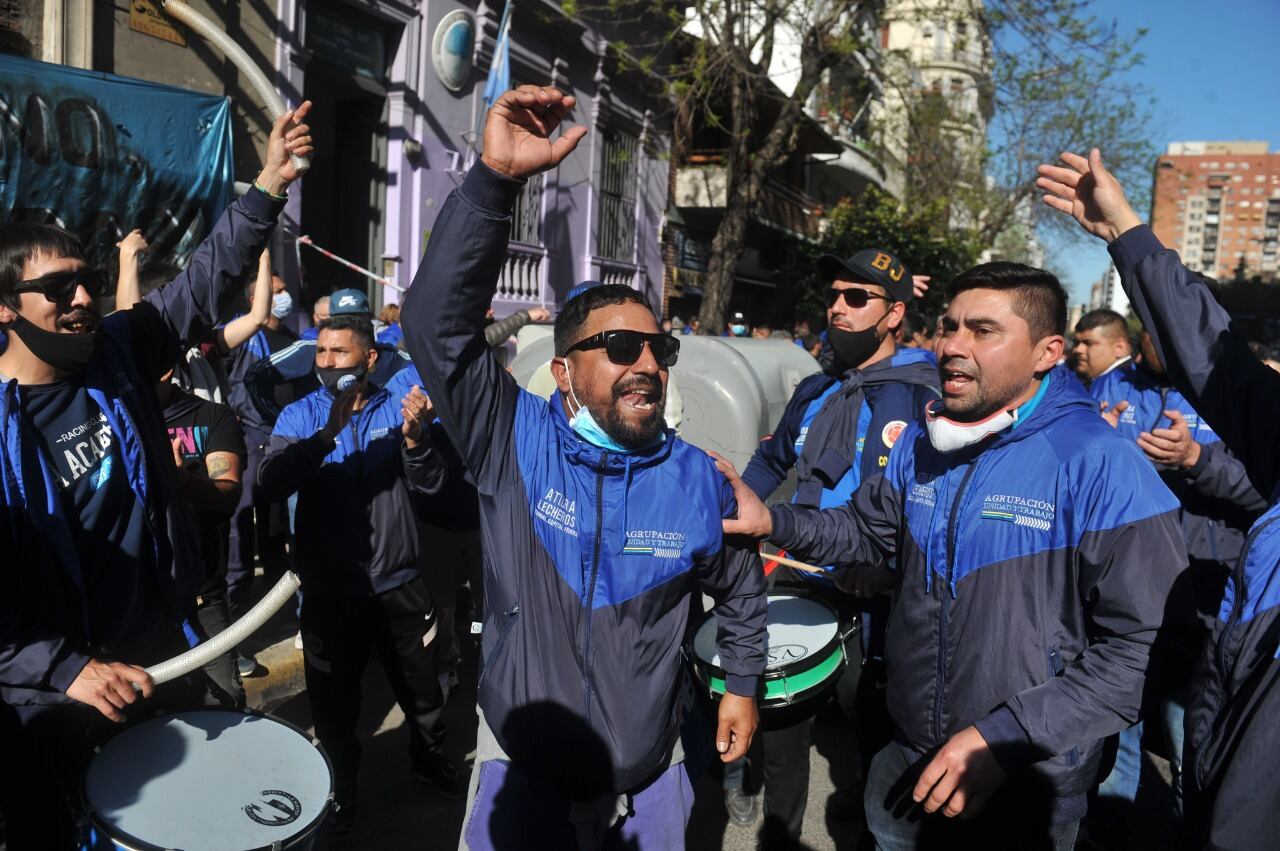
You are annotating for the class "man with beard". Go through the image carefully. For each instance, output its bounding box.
[1036,148,1280,850]
[0,103,313,847]
[258,313,464,833]
[718,261,1187,849]
[401,85,767,850]
[724,248,938,847]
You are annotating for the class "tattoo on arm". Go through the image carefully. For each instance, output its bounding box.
[206,454,235,480]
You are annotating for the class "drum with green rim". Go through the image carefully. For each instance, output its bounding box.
[689,592,847,718]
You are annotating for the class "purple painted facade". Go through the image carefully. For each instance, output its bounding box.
[273,0,670,319]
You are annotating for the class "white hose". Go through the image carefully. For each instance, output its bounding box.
[146,571,302,685]
[162,0,310,174]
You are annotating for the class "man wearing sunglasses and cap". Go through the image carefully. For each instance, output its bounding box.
[0,105,314,846]
[401,84,767,850]
[726,248,938,846]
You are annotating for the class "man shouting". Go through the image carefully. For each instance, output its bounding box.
[401,85,766,850]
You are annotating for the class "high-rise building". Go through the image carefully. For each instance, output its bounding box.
[1089,263,1129,316]
[1150,141,1280,282]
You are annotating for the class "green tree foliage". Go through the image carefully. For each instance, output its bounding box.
[790,187,982,320]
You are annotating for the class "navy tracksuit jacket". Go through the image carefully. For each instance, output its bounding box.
[1091,360,1264,626]
[742,346,939,656]
[401,163,767,796]
[257,383,447,596]
[769,367,1187,824]
[1111,224,1280,851]
[0,188,283,710]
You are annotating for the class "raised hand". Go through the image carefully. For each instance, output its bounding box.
[321,384,359,442]
[401,384,434,446]
[912,275,931,301]
[481,86,588,181]
[1036,149,1143,243]
[256,100,315,195]
[117,229,148,260]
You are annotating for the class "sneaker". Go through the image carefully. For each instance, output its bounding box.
[322,801,358,836]
[237,654,259,678]
[412,755,467,799]
[725,786,758,827]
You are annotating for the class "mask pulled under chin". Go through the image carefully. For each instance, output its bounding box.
[564,361,664,454]
[315,364,366,394]
[924,399,1015,454]
[7,315,99,373]
[826,324,883,370]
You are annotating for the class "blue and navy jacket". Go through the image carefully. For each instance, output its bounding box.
[257,381,446,596]
[242,337,414,429]
[769,367,1187,823]
[0,188,283,708]
[401,163,767,795]
[742,347,939,514]
[742,347,938,655]
[1090,359,1263,619]
[1111,225,1280,851]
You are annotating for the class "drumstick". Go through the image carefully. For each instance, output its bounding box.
[757,550,825,575]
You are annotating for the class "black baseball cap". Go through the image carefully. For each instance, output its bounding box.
[817,248,913,302]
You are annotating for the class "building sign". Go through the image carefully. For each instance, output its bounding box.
[431,10,475,92]
[0,54,233,272]
[130,0,188,47]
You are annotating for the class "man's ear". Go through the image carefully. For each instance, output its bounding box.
[885,301,907,333]
[550,356,571,394]
[1036,335,1066,372]
[366,347,379,371]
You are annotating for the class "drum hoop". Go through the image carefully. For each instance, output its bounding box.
[686,588,847,694]
[81,707,336,851]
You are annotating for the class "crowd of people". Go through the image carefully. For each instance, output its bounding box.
[0,82,1277,851]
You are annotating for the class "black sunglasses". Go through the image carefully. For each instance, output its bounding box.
[13,269,108,304]
[566,329,680,368]
[824,287,893,309]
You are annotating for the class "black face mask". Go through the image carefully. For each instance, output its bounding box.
[827,324,884,370]
[315,364,367,394]
[7,315,99,373]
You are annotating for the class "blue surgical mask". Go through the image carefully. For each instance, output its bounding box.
[564,361,663,454]
[271,291,293,319]
[730,324,746,336]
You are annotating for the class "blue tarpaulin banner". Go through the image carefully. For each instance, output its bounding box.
[0,54,234,271]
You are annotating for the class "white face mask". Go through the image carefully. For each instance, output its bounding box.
[924,400,1015,454]
[271,291,293,319]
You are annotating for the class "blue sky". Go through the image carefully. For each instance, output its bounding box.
[1037,0,1280,304]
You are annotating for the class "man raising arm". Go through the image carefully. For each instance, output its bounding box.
[1039,148,1280,851]
[401,85,766,850]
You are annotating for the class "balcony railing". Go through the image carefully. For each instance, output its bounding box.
[598,258,638,289]
[675,161,824,240]
[497,242,545,303]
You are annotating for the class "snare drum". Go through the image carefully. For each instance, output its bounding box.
[82,709,333,851]
[689,592,848,723]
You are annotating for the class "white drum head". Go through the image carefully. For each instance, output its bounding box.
[693,594,839,671]
[84,710,332,850]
